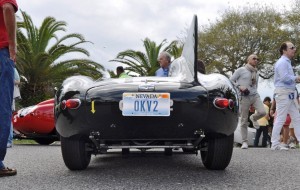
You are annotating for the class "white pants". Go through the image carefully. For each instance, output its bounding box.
[271,92,300,146]
[239,94,266,143]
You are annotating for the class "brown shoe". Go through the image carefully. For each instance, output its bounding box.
[0,167,17,177]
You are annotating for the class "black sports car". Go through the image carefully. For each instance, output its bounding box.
[55,15,239,171]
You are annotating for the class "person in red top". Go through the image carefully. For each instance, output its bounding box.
[0,0,18,177]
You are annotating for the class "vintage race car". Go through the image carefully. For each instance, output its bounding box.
[55,15,239,171]
[12,98,58,145]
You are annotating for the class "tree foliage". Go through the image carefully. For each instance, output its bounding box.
[16,11,104,106]
[198,4,291,79]
[284,0,300,69]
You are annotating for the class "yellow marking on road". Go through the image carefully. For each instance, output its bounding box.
[91,100,96,114]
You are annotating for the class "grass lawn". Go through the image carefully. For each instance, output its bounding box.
[13,139,38,145]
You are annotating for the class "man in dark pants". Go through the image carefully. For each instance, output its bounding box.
[0,0,18,177]
[254,97,271,147]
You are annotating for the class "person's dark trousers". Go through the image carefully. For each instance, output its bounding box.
[0,48,14,165]
[254,126,269,147]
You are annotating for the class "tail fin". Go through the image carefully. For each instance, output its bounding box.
[182,15,198,84]
[168,15,199,84]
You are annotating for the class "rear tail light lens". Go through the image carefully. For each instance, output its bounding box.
[61,99,81,110]
[213,98,229,109]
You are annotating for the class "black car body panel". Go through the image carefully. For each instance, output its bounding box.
[55,75,238,139]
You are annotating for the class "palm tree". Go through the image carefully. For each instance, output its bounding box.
[164,40,183,59]
[110,38,181,76]
[16,11,104,106]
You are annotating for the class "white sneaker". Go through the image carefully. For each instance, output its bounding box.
[250,115,260,129]
[282,143,289,148]
[289,142,296,149]
[288,136,295,145]
[241,142,248,149]
[271,144,289,151]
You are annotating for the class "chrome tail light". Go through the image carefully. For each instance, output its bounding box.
[61,99,81,110]
[213,98,230,109]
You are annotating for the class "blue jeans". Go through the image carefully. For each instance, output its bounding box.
[7,122,13,146]
[0,48,14,168]
[254,126,269,147]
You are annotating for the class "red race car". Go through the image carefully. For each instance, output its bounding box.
[12,98,58,145]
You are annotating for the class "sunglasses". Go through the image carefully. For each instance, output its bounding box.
[289,46,296,50]
[252,57,260,61]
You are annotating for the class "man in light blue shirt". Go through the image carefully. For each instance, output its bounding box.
[271,41,300,150]
[155,52,171,77]
[274,55,298,89]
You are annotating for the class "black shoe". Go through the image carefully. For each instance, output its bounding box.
[0,167,17,177]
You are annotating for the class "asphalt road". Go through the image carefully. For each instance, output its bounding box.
[1,144,300,190]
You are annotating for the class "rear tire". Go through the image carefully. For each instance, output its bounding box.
[200,134,234,170]
[60,136,91,170]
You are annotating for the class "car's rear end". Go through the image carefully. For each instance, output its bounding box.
[56,76,238,171]
[86,79,209,139]
[56,78,209,140]
[56,76,237,139]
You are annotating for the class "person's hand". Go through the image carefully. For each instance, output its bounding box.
[249,105,255,112]
[8,44,17,63]
[270,109,275,117]
[295,76,300,83]
[239,86,250,95]
[239,86,247,91]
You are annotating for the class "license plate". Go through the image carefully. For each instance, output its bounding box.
[122,93,170,116]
